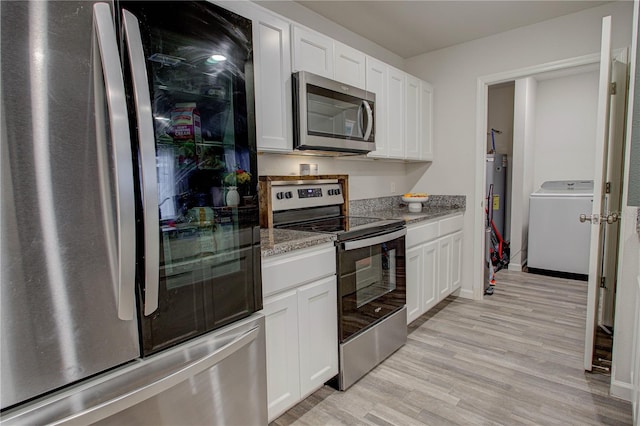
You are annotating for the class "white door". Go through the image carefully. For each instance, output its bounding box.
[599,56,629,328]
[406,246,423,324]
[262,290,301,421]
[583,15,615,371]
[297,276,338,398]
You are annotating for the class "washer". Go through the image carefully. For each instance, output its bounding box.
[527,180,593,275]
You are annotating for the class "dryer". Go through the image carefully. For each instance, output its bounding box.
[527,180,593,276]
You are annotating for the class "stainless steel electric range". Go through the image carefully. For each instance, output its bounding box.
[269,178,407,390]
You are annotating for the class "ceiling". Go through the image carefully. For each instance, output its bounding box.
[291,1,611,58]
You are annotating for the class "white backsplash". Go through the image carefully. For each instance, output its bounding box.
[257,153,429,200]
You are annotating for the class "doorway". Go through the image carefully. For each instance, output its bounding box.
[475,50,629,373]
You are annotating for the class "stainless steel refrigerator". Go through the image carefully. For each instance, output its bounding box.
[1,1,266,423]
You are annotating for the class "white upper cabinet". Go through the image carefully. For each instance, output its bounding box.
[387,66,405,159]
[365,57,387,158]
[334,42,366,90]
[252,10,292,153]
[404,74,421,160]
[420,81,434,161]
[292,26,334,78]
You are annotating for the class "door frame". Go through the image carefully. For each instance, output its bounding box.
[473,52,601,301]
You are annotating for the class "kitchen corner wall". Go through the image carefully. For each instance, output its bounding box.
[258,154,430,200]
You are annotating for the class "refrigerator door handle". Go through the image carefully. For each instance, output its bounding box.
[51,325,261,425]
[122,9,160,316]
[93,3,136,321]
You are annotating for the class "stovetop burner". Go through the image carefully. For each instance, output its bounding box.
[277,215,405,241]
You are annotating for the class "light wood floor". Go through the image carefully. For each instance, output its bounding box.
[272,270,633,425]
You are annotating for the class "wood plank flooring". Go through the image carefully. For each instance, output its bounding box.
[271,270,633,425]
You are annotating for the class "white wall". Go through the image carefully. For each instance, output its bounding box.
[510,78,537,270]
[405,0,635,397]
[487,83,515,156]
[533,70,599,189]
[258,154,428,200]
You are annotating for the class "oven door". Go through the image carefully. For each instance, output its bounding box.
[337,228,406,342]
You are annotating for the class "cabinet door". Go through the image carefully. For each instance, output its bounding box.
[365,56,387,158]
[263,290,301,422]
[292,26,334,78]
[438,235,452,299]
[253,11,292,153]
[420,80,434,161]
[451,231,463,291]
[387,66,405,159]
[404,74,421,160]
[297,275,338,398]
[422,239,439,312]
[406,246,423,324]
[334,42,366,89]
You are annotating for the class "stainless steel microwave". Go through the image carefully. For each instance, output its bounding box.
[293,71,375,155]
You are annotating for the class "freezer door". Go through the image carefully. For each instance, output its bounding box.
[0,1,139,409]
[0,314,267,426]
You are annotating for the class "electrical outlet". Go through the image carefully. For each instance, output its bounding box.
[390,182,396,193]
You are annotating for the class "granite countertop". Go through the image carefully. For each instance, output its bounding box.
[358,205,466,225]
[260,228,336,258]
[259,206,463,258]
[260,195,466,258]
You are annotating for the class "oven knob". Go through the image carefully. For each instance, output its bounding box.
[328,189,334,196]
[335,188,341,195]
[285,191,293,199]
[276,192,284,200]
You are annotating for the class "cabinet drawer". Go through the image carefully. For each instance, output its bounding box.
[262,244,336,297]
[439,214,464,236]
[406,221,439,248]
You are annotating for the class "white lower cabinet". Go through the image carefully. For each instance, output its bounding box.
[422,239,439,312]
[297,276,338,398]
[438,235,452,298]
[406,214,464,324]
[406,246,423,323]
[262,290,300,418]
[261,244,337,422]
[451,231,463,291]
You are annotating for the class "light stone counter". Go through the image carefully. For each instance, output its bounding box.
[260,195,466,257]
[260,228,336,258]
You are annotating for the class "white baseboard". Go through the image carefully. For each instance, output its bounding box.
[610,378,633,402]
[508,262,523,272]
[458,288,474,300]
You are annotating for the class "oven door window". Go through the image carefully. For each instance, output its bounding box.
[354,247,396,307]
[338,236,406,342]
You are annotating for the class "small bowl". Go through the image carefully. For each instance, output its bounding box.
[401,196,429,204]
[401,196,429,213]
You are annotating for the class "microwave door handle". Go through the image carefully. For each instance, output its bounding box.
[93,3,136,320]
[356,101,364,138]
[122,9,160,316]
[343,228,406,251]
[362,100,373,141]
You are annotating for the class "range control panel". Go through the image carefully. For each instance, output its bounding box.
[272,183,344,211]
